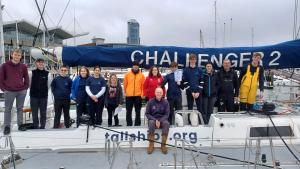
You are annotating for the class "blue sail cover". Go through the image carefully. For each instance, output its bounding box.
[62,39,300,69]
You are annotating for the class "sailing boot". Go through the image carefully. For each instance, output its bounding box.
[147,133,155,154]
[161,134,168,154]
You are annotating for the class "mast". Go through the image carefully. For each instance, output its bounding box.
[73,6,76,46]
[230,18,232,46]
[223,22,226,47]
[214,1,217,47]
[200,29,205,48]
[16,21,19,48]
[251,27,254,47]
[293,0,298,39]
[0,0,5,64]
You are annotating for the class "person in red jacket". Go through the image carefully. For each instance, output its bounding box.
[143,66,165,100]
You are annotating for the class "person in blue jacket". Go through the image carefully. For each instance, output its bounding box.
[71,66,90,127]
[202,62,218,124]
[163,62,183,124]
[182,54,203,119]
[51,66,72,128]
[86,66,106,126]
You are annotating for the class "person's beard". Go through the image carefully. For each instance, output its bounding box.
[132,68,139,74]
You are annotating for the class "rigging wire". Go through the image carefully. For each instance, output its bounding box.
[268,115,300,163]
[52,0,71,37]
[34,0,51,44]
[32,0,48,47]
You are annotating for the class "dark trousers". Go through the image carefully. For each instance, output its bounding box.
[126,96,142,126]
[186,91,202,112]
[54,99,70,128]
[218,95,234,112]
[240,102,253,111]
[168,97,182,125]
[202,96,216,124]
[107,104,119,126]
[30,97,48,129]
[76,101,89,127]
[88,97,104,125]
[186,91,202,124]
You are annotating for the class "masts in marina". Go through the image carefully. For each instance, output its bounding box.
[0,0,5,64]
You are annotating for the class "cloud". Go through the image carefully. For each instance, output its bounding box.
[2,0,296,48]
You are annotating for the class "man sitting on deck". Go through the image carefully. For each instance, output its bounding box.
[145,87,170,154]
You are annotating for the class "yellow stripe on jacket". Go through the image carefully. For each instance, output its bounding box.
[239,65,259,104]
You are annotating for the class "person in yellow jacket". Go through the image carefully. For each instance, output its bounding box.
[124,61,145,126]
[239,53,264,111]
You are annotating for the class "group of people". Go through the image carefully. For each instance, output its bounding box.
[0,48,265,155]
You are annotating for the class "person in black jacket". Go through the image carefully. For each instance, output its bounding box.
[51,66,72,128]
[29,58,52,129]
[202,62,218,124]
[217,59,239,112]
[105,74,123,127]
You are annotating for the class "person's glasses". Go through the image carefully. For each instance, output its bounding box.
[61,69,68,72]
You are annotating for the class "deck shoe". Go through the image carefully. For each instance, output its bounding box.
[18,125,27,131]
[3,126,10,135]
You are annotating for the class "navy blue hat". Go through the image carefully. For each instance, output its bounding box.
[132,60,140,66]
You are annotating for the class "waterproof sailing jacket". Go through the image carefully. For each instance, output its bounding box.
[124,69,145,97]
[239,64,264,104]
[216,68,239,98]
[202,71,218,97]
[143,76,165,100]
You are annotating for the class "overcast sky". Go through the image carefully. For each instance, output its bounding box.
[2,0,297,48]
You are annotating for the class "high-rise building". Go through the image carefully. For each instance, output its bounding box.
[127,19,140,45]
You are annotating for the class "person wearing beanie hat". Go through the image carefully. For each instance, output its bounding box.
[124,60,145,126]
[132,60,139,66]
